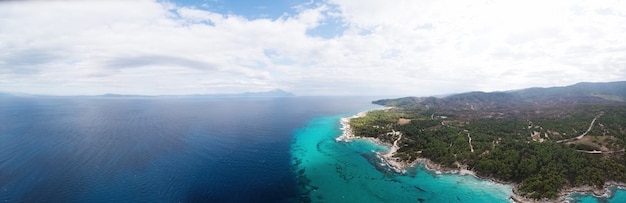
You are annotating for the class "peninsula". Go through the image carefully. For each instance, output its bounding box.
[341,81,626,202]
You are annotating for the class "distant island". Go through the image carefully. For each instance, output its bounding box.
[0,89,295,98]
[340,81,626,202]
[103,89,295,98]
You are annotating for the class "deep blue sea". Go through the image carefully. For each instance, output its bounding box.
[0,96,624,202]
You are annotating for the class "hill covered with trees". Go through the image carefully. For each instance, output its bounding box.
[353,81,626,200]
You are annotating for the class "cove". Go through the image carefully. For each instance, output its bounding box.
[291,114,514,202]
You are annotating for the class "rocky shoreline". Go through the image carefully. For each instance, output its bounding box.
[336,110,626,203]
[335,111,367,142]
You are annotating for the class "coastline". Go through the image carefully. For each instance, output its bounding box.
[336,110,626,203]
[335,111,368,142]
[556,182,626,203]
[336,110,479,175]
[335,110,415,173]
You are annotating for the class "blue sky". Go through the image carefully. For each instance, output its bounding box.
[174,0,307,19]
[172,0,347,39]
[1,0,625,96]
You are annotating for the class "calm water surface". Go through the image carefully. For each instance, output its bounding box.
[0,95,623,202]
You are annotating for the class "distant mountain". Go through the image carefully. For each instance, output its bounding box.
[99,89,295,98]
[374,81,626,110]
[101,94,154,97]
[0,92,34,97]
[181,89,295,98]
[1,89,295,98]
[513,81,626,104]
[236,89,295,97]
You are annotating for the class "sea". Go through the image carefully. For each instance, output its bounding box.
[0,95,624,202]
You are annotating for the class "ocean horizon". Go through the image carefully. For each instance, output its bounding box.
[0,96,624,202]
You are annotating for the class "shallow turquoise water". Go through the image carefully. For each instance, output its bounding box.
[291,113,626,203]
[291,114,513,202]
[568,187,626,203]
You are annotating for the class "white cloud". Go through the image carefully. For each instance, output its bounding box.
[1,0,625,96]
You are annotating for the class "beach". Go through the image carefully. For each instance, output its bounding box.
[335,111,367,142]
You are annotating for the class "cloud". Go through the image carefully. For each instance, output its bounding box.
[105,55,218,70]
[1,0,625,96]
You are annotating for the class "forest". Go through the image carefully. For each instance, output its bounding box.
[353,88,626,200]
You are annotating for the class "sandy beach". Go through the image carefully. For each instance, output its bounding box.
[335,111,367,142]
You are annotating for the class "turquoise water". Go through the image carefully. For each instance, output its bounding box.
[568,187,626,203]
[291,114,513,202]
[7,95,624,202]
[0,96,389,202]
[291,112,626,203]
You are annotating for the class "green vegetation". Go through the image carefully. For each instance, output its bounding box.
[355,82,626,200]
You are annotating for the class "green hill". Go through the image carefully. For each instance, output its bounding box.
[358,81,626,200]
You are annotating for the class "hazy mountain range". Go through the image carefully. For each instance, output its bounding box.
[0,89,295,98]
[374,81,626,110]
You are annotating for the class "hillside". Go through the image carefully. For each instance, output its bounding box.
[354,81,626,200]
[374,81,626,109]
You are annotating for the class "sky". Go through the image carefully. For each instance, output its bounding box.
[1,0,625,96]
